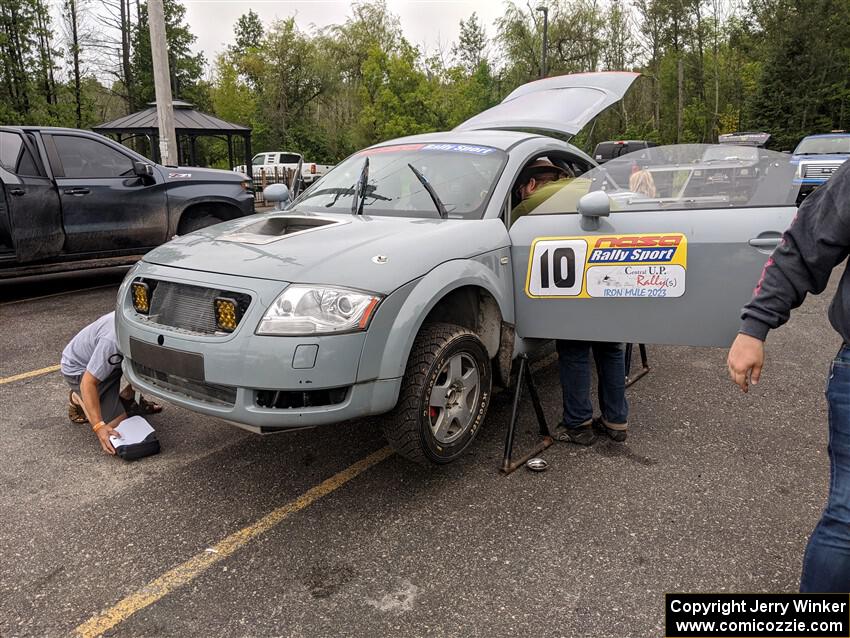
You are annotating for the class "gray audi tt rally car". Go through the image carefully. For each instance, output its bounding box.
[115,72,799,464]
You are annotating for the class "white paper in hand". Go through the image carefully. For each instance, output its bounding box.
[109,415,155,447]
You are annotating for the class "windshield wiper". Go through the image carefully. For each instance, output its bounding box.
[291,155,304,198]
[352,157,369,216]
[407,163,448,219]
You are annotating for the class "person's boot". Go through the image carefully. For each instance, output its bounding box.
[68,391,88,424]
[593,417,628,442]
[558,419,598,446]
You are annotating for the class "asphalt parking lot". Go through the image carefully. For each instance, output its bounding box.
[0,270,839,638]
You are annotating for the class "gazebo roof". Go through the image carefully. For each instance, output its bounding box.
[93,101,250,135]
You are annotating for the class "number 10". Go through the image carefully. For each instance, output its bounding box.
[539,247,576,288]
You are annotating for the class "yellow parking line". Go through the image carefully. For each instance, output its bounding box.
[0,364,61,385]
[74,446,395,638]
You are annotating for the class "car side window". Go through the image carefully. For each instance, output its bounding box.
[53,135,134,178]
[0,132,40,176]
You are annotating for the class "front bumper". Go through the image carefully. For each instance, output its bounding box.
[116,263,401,432]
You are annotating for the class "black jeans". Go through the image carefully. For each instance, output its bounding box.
[556,340,628,429]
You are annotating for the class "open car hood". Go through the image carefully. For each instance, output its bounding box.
[454,71,640,140]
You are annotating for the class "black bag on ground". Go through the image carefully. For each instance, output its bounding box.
[114,431,161,460]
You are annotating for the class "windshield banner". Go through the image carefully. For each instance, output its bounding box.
[525,233,688,299]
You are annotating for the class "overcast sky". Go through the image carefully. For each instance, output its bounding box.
[181,0,509,62]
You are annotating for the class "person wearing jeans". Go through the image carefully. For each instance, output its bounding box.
[798,347,850,590]
[557,340,629,445]
[727,160,850,591]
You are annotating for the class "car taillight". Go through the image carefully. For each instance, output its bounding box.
[310,163,316,174]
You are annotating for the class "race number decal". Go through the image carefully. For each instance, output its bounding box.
[527,239,587,297]
[525,233,687,299]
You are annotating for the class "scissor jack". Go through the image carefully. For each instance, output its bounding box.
[501,354,555,474]
[501,343,651,475]
[625,343,650,387]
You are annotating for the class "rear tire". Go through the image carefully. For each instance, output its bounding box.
[382,322,492,465]
[178,212,222,234]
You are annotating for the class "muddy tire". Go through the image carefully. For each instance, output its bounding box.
[382,322,492,465]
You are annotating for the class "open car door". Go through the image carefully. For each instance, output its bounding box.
[508,145,800,346]
[455,72,640,140]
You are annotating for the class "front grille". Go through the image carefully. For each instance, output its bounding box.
[136,280,251,335]
[255,387,349,409]
[803,162,843,179]
[134,361,237,406]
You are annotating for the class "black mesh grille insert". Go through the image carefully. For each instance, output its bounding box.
[134,362,237,406]
[255,387,349,409]
[137,279,251,335]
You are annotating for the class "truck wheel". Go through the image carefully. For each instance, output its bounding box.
[383,322,492,465]
[178,213,222,234]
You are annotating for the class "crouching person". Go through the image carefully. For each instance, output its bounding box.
[61,311,161,454]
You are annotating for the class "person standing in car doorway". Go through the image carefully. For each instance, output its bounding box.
[512,158,629,445]
[728,161,850,592]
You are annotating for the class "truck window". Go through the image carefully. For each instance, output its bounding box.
[280,153,300,164]
[53,135,134,178]
[0,132,40,176]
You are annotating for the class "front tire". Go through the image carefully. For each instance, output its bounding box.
[382,322,492,465]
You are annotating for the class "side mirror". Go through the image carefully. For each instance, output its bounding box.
[577,191,610,231]
[264,183,291,210]
[133,161,154,178]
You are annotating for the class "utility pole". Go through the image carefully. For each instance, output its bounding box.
[148,0,178,166]
[536,5,549,78]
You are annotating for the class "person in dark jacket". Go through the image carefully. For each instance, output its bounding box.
[727,160,850,592]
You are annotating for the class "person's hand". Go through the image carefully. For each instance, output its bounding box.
[94,422,121,455]
[727,333,765,393]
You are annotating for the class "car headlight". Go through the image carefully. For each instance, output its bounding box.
[257,285,381,335]
[795,163,802,179]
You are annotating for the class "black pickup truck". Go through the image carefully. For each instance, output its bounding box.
[0,126,254,277]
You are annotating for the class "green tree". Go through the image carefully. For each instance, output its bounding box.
[130,0,207,107]
[227,9,263,90]
[452,12,487,73]
[746,0,850,148]
[357,41,439,144]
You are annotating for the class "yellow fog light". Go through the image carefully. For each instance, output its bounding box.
[214,297,239,332]
[131,282,150,314]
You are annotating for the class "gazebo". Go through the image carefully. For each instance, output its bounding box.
[93,100,253,177]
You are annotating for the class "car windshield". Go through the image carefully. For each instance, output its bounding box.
[519,144,798,216]
[290,143,507,219]
[794,136,850,155]
[252,155,266,166]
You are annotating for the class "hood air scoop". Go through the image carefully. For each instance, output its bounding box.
[219,215,349,245]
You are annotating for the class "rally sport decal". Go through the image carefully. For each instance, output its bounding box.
[525,233,687,299]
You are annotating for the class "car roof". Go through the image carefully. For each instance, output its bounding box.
[801,133,850,138]
[367,129,547,152]
[5,126,103,134]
